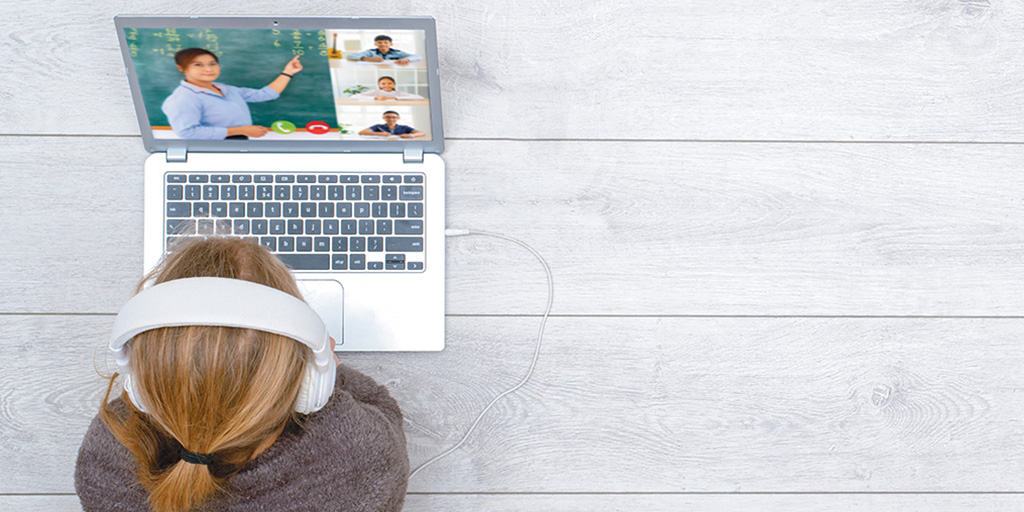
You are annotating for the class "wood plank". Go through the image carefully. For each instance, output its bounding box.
[5,493,1024,512]
[4,137,1024,316]
[4,2,1024,140]
[4,315,1022,493]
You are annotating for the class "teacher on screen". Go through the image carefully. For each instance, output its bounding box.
[161,48,301,140]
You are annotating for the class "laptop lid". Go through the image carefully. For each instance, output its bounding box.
[114,16,443,157]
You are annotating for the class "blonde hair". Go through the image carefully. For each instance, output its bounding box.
[99,238,310,512]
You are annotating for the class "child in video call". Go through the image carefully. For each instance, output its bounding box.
[352,76,424,101]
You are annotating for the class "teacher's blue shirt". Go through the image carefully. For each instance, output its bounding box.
[161,81,280,140]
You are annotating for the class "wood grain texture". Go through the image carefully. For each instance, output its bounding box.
[7,494,1024,512]
[4,315,1022,493]
[4,136,1024,316]
[4,1,1024,140]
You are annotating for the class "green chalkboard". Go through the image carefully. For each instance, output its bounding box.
[124,27,335,129]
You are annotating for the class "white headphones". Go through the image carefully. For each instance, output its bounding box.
[109,277,337,415]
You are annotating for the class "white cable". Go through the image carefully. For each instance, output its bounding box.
[408,229,554,480]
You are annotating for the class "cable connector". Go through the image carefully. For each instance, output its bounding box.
[444,228,470,237]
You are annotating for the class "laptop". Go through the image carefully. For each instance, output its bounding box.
[114,16,445,351]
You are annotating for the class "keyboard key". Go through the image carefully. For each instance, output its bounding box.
[358,220,375,235]
[368,237,383,252]
[167,185,183,200]
[193,202,210,217]
[386,261,406,270]
[275,175,295,183]
[270,219,286,234]
[350,237,366,252]
[233,219,249,235]
[211,203,228,218]
[275,185,290,200]
[257,185,273,200]
[232,175,252,183]
[186,185,201,200]
[203,185,219,200]
[376,219,392,235]
[364,185,380,200]
[276,253,330,270]
[296,237,313,252]
[305,219,321,235]
[400,185,423,201]
[404,174,423,183]
[260,237,276,251]
[341,220,357,234]
[293,185,309,200]
[167,219,196,234]
[390,203,405,218]
[311,185,326,200]
[301,203,317,217]
[298,174,316,183]
[386,237,423,252]
[328,185,344,200]
[215,219,232,234]
[287,219,303,234]
[385,254,405,263]
[314,237,330,252]
[368,261,383,270]
[340,175,359,183]
[188,174,208,183]
[229,203,245,217]
[198,219,214,235]
[221,185,237,200]
[395,220,423,234]
[247,203,264,217]
[251,219,268,235]
[336,202,352,217]
[240,185,255,200]
[383,175,401,183]
[166,202,190,217]
[332,254,348,270]
[265,202,282,217]
[408,203,423,218]
[255,174,273,183]
[323,220,339,235]
[354,203,370,218]
[319,175,338,183]
[382,186,397,201]
[318,203,335,217]
[211,174,230,183]
[408,261,424,270]
[350,254,366,270]
[167,174,187,183]
[346,185,361,201]
[372,203,388,218]
[332,236,348,251]
[361,175,381,183]
[283,203,299,217]
[279,236,295,251]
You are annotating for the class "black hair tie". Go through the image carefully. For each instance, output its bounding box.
[180,448,214,465]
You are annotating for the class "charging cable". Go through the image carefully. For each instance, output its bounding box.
[407,228,554,479]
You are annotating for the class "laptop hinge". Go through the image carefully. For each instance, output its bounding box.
[166,146,187,163]
[402,147,424,164]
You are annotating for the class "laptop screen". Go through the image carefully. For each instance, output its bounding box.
[115,17,442,154]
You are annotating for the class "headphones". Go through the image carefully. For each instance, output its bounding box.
[109,277,337,415]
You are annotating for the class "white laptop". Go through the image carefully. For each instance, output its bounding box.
[115,16,445,351]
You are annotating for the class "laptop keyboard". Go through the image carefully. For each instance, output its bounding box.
[164,173,425,272]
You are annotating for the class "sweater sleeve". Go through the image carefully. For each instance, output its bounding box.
[74,406,151,511]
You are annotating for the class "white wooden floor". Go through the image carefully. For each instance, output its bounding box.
[3,1,1024,510]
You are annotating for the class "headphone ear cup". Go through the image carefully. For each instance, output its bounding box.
[123,372,150,414]
[293,356,337,414]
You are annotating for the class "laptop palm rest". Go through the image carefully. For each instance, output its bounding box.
[296,279,344,345]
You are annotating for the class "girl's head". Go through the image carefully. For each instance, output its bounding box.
[174,48,220,83]
[100,238,310,512]
[377,76,396,92]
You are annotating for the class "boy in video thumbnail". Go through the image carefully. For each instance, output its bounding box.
[346,35,421,65]
[358,111,425,138]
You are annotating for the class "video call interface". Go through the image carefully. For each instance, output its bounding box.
[124,27,433,142]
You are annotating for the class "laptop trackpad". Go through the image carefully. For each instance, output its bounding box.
[296,279,344,345]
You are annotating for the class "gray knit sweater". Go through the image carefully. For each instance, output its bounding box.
[75,364,408,511]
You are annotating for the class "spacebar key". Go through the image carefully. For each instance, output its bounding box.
[275,254,330,270]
